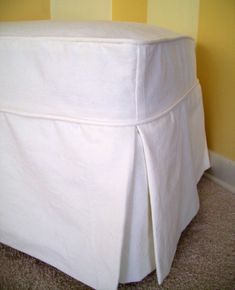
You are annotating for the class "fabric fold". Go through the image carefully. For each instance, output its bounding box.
[137,88,209,284]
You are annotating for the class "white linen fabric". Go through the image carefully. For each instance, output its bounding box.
[0,21,209,290]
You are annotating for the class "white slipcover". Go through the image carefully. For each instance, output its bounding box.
[0,21,209,290]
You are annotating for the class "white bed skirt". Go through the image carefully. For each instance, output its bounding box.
[0,83,209,290]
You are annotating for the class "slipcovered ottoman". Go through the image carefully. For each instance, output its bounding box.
[0,21,209,290]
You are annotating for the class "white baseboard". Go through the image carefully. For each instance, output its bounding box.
[205,150,235,193]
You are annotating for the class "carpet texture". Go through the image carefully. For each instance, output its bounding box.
[0,176,234,290]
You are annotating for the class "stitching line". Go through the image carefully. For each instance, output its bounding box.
[0,81,199,127]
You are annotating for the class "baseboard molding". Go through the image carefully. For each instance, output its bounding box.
[205,150,235,193]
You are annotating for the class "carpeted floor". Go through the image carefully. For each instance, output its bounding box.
[0,176,234,290]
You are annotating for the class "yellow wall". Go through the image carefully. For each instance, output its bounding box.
[147,0,200,39]
[0,0,50,21]
[0,0,147,23]
[197,0,235,160]
[112,0,147,23]
[50,0,112,20]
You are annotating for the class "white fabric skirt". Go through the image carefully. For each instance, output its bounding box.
[0,84,209,290]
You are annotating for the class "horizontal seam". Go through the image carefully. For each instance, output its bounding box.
[0,36,193,45]
[0,81,199,127]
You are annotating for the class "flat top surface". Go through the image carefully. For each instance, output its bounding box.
[0,20,190,44]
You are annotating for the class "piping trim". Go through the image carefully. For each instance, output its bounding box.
[0,81,199,127]
[0,36,192,46]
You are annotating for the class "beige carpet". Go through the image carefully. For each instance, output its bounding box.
[0,176,234,290]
